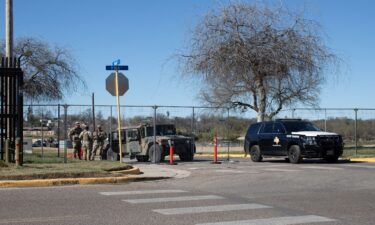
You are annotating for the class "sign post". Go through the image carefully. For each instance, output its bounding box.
[106,60,129,163]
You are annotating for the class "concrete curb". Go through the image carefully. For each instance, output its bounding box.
[0,176,168,188]
[347,158,375,163]
[111,166,141,175]
[0,166,168,188]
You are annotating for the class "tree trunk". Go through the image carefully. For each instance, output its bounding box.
[256,77,267,122]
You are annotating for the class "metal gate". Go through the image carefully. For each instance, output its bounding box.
[0,57,23,161]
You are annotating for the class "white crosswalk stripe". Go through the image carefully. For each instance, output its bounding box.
[153,203,272,215]
[112,189,336,224]
[123,195,224,204]
[99,189,187,196]
[195,215,335,225]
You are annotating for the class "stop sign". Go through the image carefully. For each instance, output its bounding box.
[106,72,129,96]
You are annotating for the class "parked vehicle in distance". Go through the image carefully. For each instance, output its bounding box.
[32,139,47,147]
[244,119,344,163]
[50,141,59,148]
[103,124,195,163]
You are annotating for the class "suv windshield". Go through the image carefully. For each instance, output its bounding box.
[283,121,321,133]
[145,125,176,136]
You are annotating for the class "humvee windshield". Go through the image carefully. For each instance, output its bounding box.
[145,125,176,137]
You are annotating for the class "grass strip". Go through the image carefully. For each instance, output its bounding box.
[0,161,133,181]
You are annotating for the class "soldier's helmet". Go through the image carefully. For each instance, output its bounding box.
[75,122,80,126]
[97,125,102,129]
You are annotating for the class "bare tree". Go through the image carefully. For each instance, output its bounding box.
[180,3,340,121]
[1,37,85,101]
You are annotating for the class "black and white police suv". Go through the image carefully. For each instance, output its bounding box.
[244,119,344,164]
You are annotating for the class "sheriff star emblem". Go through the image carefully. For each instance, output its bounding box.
[274,136,280,145]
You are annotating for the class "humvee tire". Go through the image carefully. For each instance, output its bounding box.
[149,144,162,163]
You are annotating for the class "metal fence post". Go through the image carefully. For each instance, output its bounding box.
[191,107,195,135]
[354,108,358,156]
[64,104,68,163]
[110,105,112,152]
[292,109,295,118]
[57,104,60,157]
[92,93,95,130]
[15,137,21,166]
[41,109,44,159]
[5,139,9,163]
[191,107,195,161]
[226,108,230,161]
[324,108,327,131]
[152,105,157,164]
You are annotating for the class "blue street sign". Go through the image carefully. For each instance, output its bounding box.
[112,59,120,66]
[106,65,129,71]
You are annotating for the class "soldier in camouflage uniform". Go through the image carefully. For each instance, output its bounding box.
[79,125,92,161]
[68,122,83,159]
[91,125,107,160]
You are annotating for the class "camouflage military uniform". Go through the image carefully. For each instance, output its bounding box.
[91,126,107,160]
[79,127,92,161]
[68,123,83,159]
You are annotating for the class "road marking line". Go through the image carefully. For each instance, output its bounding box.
[100,189,188,196]
[262,168,301,172]
[123,195,224,204]
[195,215,335,225]
[0,215,89,224]
[153,203,272,215]
[301,166,343,170]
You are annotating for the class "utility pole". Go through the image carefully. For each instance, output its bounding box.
[6,0,13,59]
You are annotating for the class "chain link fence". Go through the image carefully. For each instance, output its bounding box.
[21,104,375,163]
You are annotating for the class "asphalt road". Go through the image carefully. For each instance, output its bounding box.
[1,157,375,225]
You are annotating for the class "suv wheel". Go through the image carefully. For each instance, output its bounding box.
[149,144,162,163]
[288,145,302,164]
[250,145,263,162]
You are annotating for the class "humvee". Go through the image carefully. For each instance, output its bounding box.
[104,124,196,163]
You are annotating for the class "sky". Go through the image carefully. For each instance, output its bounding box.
[0,0,375,110]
